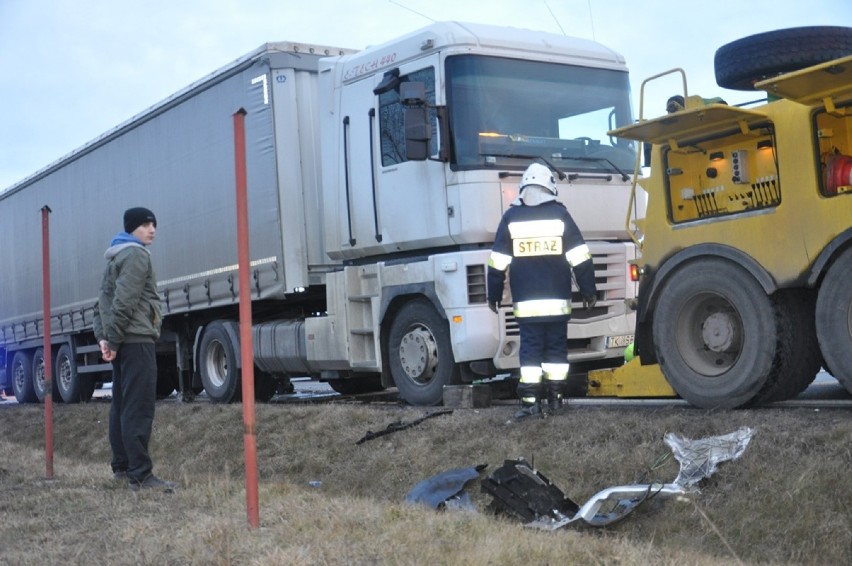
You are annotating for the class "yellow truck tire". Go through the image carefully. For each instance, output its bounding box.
[651,258,780,409]
[815,248,852,395]
[714,26,852,90]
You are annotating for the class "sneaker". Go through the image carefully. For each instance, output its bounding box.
[113,471,128,481]
[128,474,177,492]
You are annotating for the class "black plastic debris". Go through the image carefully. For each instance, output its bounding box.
[404,464,487,510]
[356,410,453,444]
[481,458,580,523]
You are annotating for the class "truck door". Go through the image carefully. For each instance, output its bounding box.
[337,55,450,257]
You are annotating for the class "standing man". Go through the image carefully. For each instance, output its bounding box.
[93,207,175,491]
[487,162,597,421]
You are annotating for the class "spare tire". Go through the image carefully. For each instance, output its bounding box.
[714,27,852,90]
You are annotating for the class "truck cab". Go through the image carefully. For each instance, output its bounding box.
[306,23,642,404]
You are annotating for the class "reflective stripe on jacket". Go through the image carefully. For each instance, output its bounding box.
[487,200,596,320]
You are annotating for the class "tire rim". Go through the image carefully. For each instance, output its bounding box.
[398,326,438,384]
[676,292,743,377]
[57,355,73,391]
[34,356,45,394]
[13,360,25,392]
[204,340,228,389]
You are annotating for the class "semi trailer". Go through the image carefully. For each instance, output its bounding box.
[1,21,641,406]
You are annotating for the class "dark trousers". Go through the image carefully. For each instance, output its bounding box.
[109,342,157,481]
[518,319,569,368]
[517,319,569,402]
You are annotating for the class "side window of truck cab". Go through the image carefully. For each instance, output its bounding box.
[378,67,436,166]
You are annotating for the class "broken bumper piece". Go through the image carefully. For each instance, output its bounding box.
[526,482,687,530]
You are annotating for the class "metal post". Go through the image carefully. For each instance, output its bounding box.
[233,108,259,529]
[41,205,54,479]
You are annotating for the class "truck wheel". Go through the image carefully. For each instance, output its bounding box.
[388,299,460,406]
[33,348,61,403]
[757,289,821,403]
[199,321,241,403]
[652,259,778,409]
[55,344,94,403]
[815,248,852,395]
[715,26,852,90]
[11,350,37,403]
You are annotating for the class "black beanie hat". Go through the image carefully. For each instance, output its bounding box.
[124,207,157,233]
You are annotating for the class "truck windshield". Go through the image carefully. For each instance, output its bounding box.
[446,55,636,174]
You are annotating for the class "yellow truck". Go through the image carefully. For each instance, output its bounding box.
[604,27,852,408]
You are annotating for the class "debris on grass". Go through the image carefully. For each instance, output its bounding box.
[355,410,453,444]
[478,428,756,530]
[404,464,487,511]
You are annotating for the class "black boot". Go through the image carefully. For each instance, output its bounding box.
[513,381,545,421]
[512,400,544,421]
[546,380,566,415]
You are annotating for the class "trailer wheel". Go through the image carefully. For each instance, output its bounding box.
[714,26,852,90]
[815,248,852,395]
[388,299,460,406]
[55,344,94,403]
[199,321,241,403]
[652,259,778,409]
[11,350,37,403]
[33,348,61,403]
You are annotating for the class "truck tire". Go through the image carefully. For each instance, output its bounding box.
[11,350,37,404]
[199,321,241,403]
[387,299,460,406]
[815,248,852,395]
[651,259,779,409]
[715,26,852,90]
[33,348,61,403]
[55,344,95,403]
[757,289,821,403]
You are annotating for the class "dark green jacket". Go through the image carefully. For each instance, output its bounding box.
[93,241,162,350]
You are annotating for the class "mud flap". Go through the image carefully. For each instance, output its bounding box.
[480,458,579,523]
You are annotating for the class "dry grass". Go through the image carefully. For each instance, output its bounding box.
[1,397,850,565]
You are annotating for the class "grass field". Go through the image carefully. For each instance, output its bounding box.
[1,396,850,565]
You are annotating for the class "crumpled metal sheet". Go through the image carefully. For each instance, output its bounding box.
[404,465,486,510]
[664,426,755,491]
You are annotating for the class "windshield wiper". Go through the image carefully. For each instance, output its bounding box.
[481,150,629,182]
[555,155,630,182]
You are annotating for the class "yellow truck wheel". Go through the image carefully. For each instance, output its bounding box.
[651,258,779,409]
[815,248,852,395]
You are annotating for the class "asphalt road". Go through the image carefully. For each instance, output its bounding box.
[2,371,848,407]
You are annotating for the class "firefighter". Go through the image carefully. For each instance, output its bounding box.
[487,162,597,420]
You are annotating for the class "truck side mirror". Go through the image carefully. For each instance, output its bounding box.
[401,82,432,161]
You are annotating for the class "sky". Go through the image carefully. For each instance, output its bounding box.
[2,0,851,190]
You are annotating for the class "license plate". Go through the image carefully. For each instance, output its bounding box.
[606,334,634,348]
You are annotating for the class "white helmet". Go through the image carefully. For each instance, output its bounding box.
[520,162,557,195]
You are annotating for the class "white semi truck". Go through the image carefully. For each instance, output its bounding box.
[1,22,640,406]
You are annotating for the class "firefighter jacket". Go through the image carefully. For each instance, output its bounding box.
[487,200,596,321]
